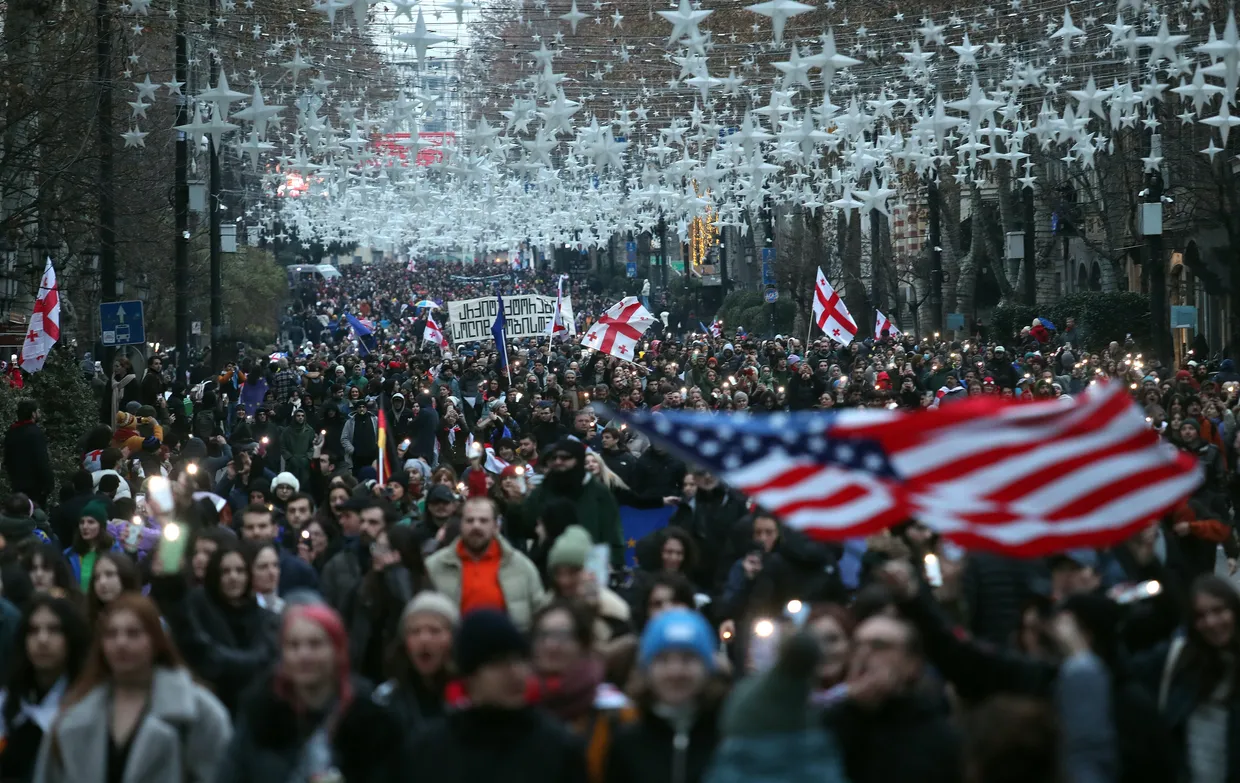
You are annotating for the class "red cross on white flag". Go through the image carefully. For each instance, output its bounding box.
[547,274,569,338]
[583,296,656,360]
[423,313,449,351]
[875,309,902,340]
[20,257,59,373]
[812,267,858,346]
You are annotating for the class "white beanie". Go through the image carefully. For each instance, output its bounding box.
[272,472,300,493]
[401,591,460,628]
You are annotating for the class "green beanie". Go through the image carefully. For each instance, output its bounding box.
[547,525,593,570]
[80,499,109,523]
[719,632,821,737]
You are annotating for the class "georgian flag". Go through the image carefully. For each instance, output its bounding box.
[583,296,657,360]
[875,310,902,340]
[811,267,858,346]
[547,274,569,339]
[424,313,449,351]
[20,257,59,373]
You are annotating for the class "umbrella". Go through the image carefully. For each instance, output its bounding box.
[414,299,440,309]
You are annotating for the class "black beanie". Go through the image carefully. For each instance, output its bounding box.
[454,609,529,676]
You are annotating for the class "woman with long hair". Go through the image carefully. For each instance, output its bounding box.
[343,524,431,684]
[63,501,118,591]
[1139,574,1240,781]
[172,543,279,714]
[248,541,284,614]
[31,594,232,783]
[373,592,457,733]
[583,451,669,510]
[85,552,141,624]
[215,604,402,782]
[20,546,81,604]
[0,597,90,782]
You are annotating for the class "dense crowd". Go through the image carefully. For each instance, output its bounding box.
[0,261,1235,783]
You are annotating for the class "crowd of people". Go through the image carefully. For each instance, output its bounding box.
[0,260,1234,783]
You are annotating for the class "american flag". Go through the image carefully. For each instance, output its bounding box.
[614,383,1201,556]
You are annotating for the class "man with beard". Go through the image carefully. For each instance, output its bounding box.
[341,401,379,476]
[390,392,416,441]
[425,497,546,632]
[512,438,623,568]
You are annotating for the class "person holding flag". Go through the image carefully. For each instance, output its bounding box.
[345,312,377,356]
[875,310,902,340]
[492,292,511,385]
[547,274,570,340]
[424,312,450,353]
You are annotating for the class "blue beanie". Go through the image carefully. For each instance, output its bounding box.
[639,608,715,672]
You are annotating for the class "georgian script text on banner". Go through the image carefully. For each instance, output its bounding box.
[446,295,576,343]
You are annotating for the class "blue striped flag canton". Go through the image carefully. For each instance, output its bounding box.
[624,410,899,479]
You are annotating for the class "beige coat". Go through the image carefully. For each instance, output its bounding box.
[33,667,232,783]
[425,536,548,631]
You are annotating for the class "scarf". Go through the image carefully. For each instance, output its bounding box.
[536,658,604,724]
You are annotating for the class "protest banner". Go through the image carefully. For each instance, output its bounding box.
[446,294,576,343]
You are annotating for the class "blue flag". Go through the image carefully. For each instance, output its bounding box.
[620,505,676,568]
[491,294,510,382]
[345,313,375,356]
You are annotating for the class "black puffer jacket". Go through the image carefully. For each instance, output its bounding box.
[405,706,588,783]
[215,674,403,783]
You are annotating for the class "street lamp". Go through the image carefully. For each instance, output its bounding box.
[116,275,125,298]
[135,272,150,302]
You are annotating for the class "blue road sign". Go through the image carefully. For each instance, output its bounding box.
[625,241,637,263]
[761,247,776,286]
[626,261,637,278]
[100,300,146,346]
[764,287,779,304]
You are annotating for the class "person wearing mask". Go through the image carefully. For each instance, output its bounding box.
[169,543,280,714]
[403,609,588,783]
[0,597,91,782]
[279,408,317,490]
[215,604,404,783]
[239,503,319,594]
[4,401,54,510]
[31,594,232,783]
[513,439,623,569]
[372,591,457,733]
[605,608,723,783]
[425,497,546,632]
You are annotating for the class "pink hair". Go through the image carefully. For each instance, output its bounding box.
[274,603,354,723]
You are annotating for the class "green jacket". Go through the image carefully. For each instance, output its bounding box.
[518,475,624,566]
[280,422,316,485]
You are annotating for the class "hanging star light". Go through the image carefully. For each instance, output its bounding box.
[744,0,815,45]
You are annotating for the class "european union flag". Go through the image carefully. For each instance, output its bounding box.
[491,294,510,382]
[619,505,676,568]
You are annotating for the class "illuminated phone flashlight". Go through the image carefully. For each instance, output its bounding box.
[753,619,775,638]
[514,465,525,475]
[164,523,182,543]
[261,436,269,445]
